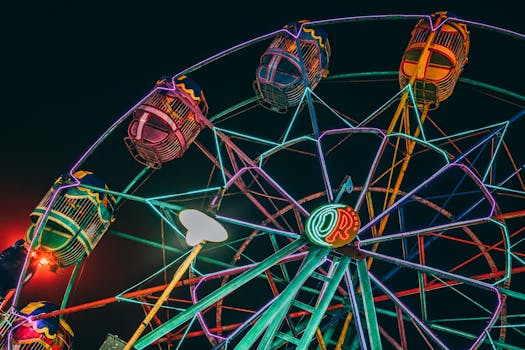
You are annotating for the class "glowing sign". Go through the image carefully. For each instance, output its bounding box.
[305,204,360,248]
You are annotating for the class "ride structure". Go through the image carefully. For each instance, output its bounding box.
[1,11,524,350]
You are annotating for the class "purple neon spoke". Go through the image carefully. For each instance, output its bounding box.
[302,14,428,29]
[359,217,492,246]
[367,263,503,349]
[453,18,525,40]
[344,270,369,350]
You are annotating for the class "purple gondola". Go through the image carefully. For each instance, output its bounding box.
[254,20,331,113]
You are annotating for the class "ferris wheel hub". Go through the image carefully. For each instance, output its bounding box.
[305,203,361,248]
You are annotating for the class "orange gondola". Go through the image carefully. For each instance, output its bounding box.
[399,11,470,109]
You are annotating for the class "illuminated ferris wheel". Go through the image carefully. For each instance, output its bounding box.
[1,11,524,349]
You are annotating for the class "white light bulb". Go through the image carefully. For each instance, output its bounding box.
[179,209,228,246]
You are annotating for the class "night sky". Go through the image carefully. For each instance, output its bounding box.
[2,1,524,349]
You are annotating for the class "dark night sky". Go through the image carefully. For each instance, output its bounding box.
[1,1,524,348]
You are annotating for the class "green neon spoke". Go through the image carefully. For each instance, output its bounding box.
[61,261,83,309]
[235,247,330,349]
[387,132,450,162]
[215,126,281,147]
[510,251,525,266]
[258,135,317,165]
[296,256,350,350]
[406,84,427,141]
[116,250,189,298]
[209,96,258,123]
[213,127,228,185]
[510,236,525,249]
[432,275,493,314]
[417,272,428,322]
[175,314,199,350]
[482,123,508,184]
[427,121,508,143]
[116,166,151,205]
[486,184,525,196]
[309,88,355,128]
[146,201,185,238]
[257,302,291,349]
[357,86,408,127]
[283,90,309,143]
[147,186,222,201]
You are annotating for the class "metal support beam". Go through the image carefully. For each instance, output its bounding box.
[236,246,329,349]
[356,259,382,349]
[133,239,305,349]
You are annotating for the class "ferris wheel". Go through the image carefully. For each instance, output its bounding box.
[1,11,524,350]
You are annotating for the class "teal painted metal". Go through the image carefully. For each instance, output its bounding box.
[261,257,351,350]
[297,256,350,350]
[61,260,83,310]
[417,272,428,321]
[258,302,294,349]
[308,88,355,128]
[215,126,280,147]
[356,259,382,350]
[283,92,308,143]
[235,246,329,349]
[133,239,305,349]
[326,71,525,103]
[115,166,151,205]
[109,229,230,269]
[319,326,336,349]
[499,287,525,301]
[209,96,258,122]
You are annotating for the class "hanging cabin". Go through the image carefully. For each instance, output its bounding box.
[399,12,470,109]
[25,171,116,269]
[254,20,331,113]
[124,76,208,169]
[0,301,73,349]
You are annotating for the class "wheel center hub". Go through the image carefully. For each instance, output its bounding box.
[305,203,361,248]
